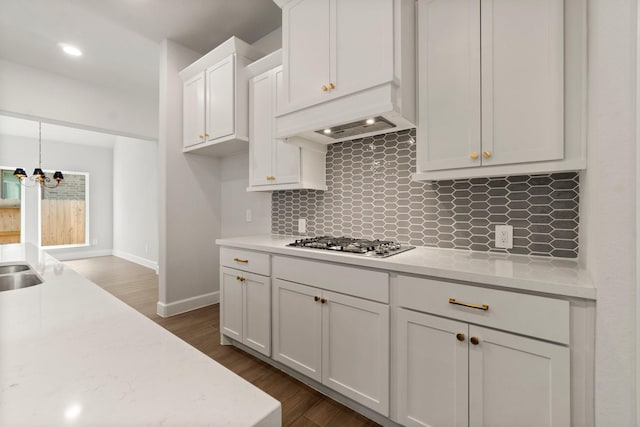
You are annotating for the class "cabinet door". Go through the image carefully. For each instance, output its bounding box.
[282,0,331,112]
[183,71,206,148]
[243,273,271,357]
[468,325,570,427]
[272,279,322,382]
[273,67,301,184]
[220,267,244,341]
[332,0,394,98]
[249,70,274,187]
[321,290,390,415]
[416,0,481,172]
[396,309,468,427]
[206,55,235,141]
[481,0,564,166]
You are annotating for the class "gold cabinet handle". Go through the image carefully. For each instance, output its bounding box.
[321,85,328,92]
[314,296,320,302]
[233,258,249,263]
[456,333,466,342]
[483,151,492,159]
[470,152,479,160]
[266,176,276,181]
[329,82,335,89]
[470,336,480,345]
[320,298,327,304]
[449,298,489,311]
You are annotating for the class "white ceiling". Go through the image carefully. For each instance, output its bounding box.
[0,0,281,97]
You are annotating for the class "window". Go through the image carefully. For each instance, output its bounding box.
[0,169,22,244]
[40,172,89,247]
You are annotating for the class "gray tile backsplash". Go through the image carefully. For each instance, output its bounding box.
[271,129,579,258]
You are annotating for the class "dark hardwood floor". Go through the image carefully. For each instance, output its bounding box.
[64,256,380,427]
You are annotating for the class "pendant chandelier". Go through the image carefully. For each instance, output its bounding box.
[13,122,64,188]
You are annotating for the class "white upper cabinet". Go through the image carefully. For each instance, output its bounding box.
[415,0,587,181]
[247,54,327,192]
[274,0,416,145]
[281,0,393,113]
[183,72,207,148]
[283,0,332,111]
[179,37,264,157]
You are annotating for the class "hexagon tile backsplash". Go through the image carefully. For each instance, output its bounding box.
[271,129,579,258]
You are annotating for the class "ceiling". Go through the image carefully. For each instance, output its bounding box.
[0,0,282,97]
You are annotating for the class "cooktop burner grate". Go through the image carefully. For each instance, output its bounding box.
[287,236,415,258]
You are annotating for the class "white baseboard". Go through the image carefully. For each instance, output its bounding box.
[46,248,113,261]
[157,291,220,317]
[112,250,158,272]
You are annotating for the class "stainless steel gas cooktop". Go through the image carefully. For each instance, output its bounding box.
[287,236,415,258]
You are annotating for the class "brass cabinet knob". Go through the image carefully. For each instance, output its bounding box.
[470,152,479,160]
[314,296,320,302]
[205,133,209,138]
[470,336,480,345]
[483,151,492,159]
[236,276,245,282]
[320,298,327,304]
[456,333,465,342]
[198,134,204,139]
[329,82,335,89]
[321,85,328,92]
[266,176,276,181]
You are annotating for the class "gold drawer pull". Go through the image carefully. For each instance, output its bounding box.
[233,258,249,263]
[449,298,489,311]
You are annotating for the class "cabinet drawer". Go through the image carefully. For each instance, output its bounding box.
[273,256,389,303]
[220,247,270,276]
[397,275,569,344]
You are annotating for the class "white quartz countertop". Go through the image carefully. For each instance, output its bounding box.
[0,244,281,427]
[216,235,596,300]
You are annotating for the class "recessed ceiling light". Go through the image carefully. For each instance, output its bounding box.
[59,43,82,57]
[323,129,331,134]
[366,118,375,125]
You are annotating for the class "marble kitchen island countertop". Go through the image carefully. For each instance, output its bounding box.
[216,235,596,300]
[0,244,281,427]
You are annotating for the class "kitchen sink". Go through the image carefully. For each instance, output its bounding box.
[0,264,43,292]
[0,264,31,274]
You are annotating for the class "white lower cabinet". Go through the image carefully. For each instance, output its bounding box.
[396,308,570,427]
[220,267,271,356]
[273,278,390,415]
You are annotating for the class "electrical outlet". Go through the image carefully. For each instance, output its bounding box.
[145,243,149,254]
[495,225,513,249]
[92,239,99,246]
[298,218,307,234]
[245,209,252,223]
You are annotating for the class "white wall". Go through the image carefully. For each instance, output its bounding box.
[0,134,114,259]
[158,40,221,316]
[580,0,637,424]
[112,136,159,269]
[252,27,282,54]
[0,59,158,140]
[220,153,271,237]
